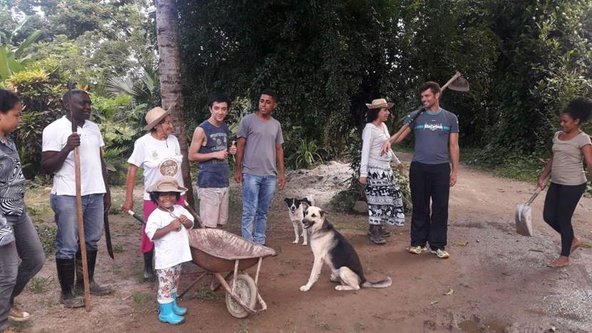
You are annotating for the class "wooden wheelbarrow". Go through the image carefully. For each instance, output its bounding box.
[180,229,276,318]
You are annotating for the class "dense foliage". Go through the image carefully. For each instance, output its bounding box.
[1,0,591,190]
[178,0,591,171]
[1,0,157,183]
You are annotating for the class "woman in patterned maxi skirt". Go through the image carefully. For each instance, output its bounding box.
[359,99,405,245]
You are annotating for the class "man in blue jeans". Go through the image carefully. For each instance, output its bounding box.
[41,90,112,308]
[234,89,286,245]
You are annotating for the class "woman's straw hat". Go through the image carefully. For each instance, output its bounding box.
[144,106,171,131]
[365,98,394,109]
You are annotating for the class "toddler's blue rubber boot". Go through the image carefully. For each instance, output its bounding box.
[158,302,185,325]
[172,291,187,316]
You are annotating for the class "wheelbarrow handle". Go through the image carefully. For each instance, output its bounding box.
[127,210,145,225]
[182,202,204,229]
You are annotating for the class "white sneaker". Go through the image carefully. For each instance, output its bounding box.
[430,249,450,259]
[407,246,426,255]
[8,304,30,322]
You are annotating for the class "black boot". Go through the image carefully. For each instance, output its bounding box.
[143,249,156,282]
[368,225,386,245]
[56,258,84,308]
[380,225,392,238]
[76,250,113,295]
[368,225,392,238]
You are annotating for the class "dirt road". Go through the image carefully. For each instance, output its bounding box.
[16,156,592,332]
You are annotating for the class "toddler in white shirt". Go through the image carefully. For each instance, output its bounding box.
[145,176,194,325]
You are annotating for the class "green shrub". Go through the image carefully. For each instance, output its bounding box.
[330,177,364,213]
[287,139,324,169]
[28,276,51,294]
[35,223,56,256]
[330,167,412,213]
[7,66,64,179]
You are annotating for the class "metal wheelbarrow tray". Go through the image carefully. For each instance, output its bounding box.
[182,228,276,318]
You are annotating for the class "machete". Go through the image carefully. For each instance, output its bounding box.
[104,213,114,259]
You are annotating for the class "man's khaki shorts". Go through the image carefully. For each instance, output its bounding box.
[197,187,229,228]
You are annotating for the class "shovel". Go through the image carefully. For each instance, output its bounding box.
[514,188,541,237]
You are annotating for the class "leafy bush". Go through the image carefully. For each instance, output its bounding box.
[330,177,364,213]
[395,167,412,213]
[7,65,64,179]
[463,148,545,182]
[330,188,361,213]
[92,95,145,185]
[330,167,412,214]
[287,139,324,169]
[464,147,592,197]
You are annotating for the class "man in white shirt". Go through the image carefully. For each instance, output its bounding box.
[41,90,112,308]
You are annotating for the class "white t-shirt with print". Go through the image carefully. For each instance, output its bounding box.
[145,205,194,270]
[42,116,106,196]
[127,133,184,200]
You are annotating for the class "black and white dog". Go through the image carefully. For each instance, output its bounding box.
[299,206,392,291]
[284,196,315,246]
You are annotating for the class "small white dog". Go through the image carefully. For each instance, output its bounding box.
[284,196,315,246]
[299,206,392,291]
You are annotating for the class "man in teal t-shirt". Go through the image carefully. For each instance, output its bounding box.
[382,81,460,259]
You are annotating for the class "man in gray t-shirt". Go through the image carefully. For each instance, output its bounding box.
[235,89,286,244]
[382,81,460,259]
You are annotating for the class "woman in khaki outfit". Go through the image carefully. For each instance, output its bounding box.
[538,97,592,268]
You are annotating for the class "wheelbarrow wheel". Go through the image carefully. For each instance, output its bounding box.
[225,274,257,318]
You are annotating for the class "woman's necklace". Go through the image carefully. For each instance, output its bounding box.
[158,206,174,213]
[151,131,169,148]
[560,129,581,140]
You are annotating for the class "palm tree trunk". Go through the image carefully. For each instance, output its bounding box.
[154,0,195,206]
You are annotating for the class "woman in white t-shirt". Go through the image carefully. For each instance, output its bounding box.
[122,106,185,281]
[358,99,405,245]
[538,97,592,268]
[145,177,193,325]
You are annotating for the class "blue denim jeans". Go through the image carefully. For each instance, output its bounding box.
[0,213,45,331]
[241,174,277,244]
[51,194,104,259]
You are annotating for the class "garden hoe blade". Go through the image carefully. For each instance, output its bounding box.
[447,73,470,92]
[441,71,470,92]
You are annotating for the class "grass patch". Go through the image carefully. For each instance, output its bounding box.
[311,314,332,330]
[462,147,592,196]
[193,288,221,301]
[461,148,543,182]
[131,291,152,305]
[351,322,367,332]
[26,204,52,219]
[34,223,56,256]
[39,298,59,308]
[112,244,125,253]
[235,319,249,333]
[28,276,52,294]
[10,320,32,332]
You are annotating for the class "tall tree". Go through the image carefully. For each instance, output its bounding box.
[154,0,194,206]
[178,0,497,161]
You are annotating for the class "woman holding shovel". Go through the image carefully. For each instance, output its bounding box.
[122,106,185,281]
[538,97,592,268]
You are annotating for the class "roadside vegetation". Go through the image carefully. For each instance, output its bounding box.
[2,0,591,209]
